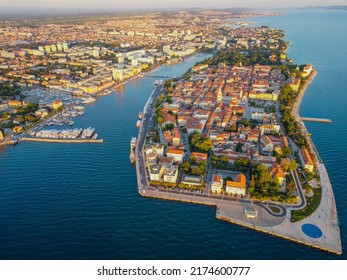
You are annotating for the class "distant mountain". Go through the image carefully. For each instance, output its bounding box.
[302,5,347,11]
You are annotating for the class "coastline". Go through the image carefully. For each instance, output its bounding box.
[2,53,199,148]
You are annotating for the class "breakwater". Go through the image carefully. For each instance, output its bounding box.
[21,137,103,143]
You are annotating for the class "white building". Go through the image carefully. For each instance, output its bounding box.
[163,164,178,184]
[148,164,163,181]
[211,174,223,194]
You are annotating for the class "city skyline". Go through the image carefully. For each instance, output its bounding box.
[0,0,346,10]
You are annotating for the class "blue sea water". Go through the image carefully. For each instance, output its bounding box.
[0,9,346,259]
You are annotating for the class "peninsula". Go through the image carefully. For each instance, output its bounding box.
[135,26,341,254]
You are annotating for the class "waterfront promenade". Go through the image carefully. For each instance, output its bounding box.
[135,69,342,255]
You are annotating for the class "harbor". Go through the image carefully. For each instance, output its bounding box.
[21,137,103,143]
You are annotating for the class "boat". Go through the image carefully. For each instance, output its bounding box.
[138,112,143,120]
[7,139,18,146]
[136,120,142,128]
[154,80,161,86]
[129,148,135,164]
[81,97,96,104]
[129,138,136,164]
[131,137,137,149]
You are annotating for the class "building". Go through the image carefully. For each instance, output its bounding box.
[0,103,8,111]
[7,100,22,107]
[299,148,314,173]
[166,147,184,164]
[12,125,24,134]
[302,64,313,78]
[112,69,124,81]
[146,151,158,165]
[162,113,176,127]
[153,144,165,157]
[289,79,301,91]
[163,164,178,184]
[260,135,274,154]
[270,164,285,185]
[52,100,63,110]
[191,152,208,162]
[245,209,258,218]
[225,173,247,196]
[211,174,223,194]
[35,109,49,119]
[148,164,163,181]
[172,127,181,146]
[181,174,203,188]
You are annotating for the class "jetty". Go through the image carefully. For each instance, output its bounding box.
[301,117,332,123]
[21,137,103,143]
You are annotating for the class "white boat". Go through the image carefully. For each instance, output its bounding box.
[82,97,96,104]
[138,112,143,119]
[136,120,142,128]
[131,137,137,149]
[154,80,161,85]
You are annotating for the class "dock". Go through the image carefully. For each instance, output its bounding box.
[301,117,332,123]
[21,137,103,143]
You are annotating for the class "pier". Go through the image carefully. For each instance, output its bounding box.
[21,137,103,143]
[301,117,332,123]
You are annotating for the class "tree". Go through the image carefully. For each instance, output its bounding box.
[198,161,207,174]
[236,142,243,152]
[305,171,314,181]
[288,160,298,172]
[238,119,250,127]
[226,124,237,132]
[189,155,196,164]
[157,116,163,124]
[189,133,212,153]
[220,155,229,164]
[235,158,250,167]
[286,180,296,192]
[282,147,292,157]
[280,158,291,171]
[163,123,174,131]
[182,161,191,173]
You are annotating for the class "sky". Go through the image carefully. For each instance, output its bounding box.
[0,0,346,10]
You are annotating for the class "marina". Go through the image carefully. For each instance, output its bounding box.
[27,127,100,141]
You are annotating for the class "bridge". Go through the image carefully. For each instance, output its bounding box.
[301,117,332,123]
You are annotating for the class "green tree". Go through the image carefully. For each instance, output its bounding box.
[280,158,291,171]
[282,147,292,157]
[182,161,191,173]
[157,116,163,124]
[236,142,243,152]
[289,160,298,171]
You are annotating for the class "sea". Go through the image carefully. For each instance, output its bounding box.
[0,9,346,260]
